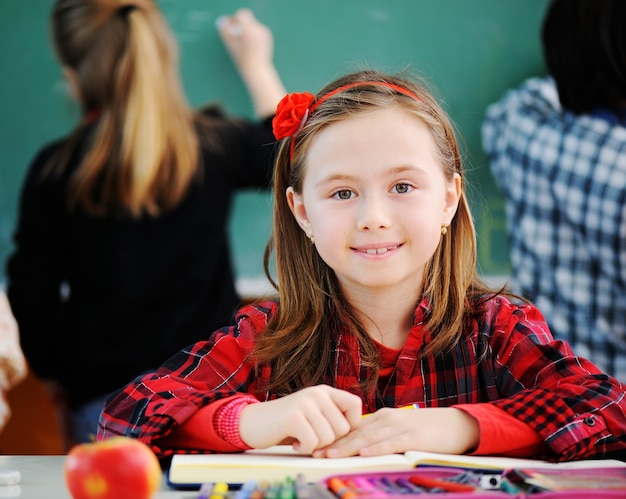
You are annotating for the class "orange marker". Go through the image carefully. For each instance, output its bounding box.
[327,477,358,499]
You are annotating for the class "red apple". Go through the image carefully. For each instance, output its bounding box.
[64,436,161,499]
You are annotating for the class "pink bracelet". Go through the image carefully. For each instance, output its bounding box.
[214,396,259,449]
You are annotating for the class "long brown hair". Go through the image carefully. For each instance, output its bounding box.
[256,69,493,395]
[51,0,199,216]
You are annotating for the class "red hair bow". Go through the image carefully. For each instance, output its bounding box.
[272,92,315,140]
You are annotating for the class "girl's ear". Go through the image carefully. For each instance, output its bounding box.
[443,172,462,225]
[63,67,81,103]
[286,186,313,237]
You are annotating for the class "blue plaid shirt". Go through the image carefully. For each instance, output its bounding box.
[482,77,626,382]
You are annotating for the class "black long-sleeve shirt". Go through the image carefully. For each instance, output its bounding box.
[6,109,277,407]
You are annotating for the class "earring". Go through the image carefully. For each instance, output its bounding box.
[441,225,448,235]
[309,234,315,244]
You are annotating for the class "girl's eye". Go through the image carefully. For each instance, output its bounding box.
[393,183,412,194]
[333,189,353,200]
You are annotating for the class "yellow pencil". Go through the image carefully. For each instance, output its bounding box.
[361,402,420,418]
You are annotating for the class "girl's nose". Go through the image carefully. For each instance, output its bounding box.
[357,194,391,231]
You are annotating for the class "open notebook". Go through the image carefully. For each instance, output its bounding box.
[167,445,626,488]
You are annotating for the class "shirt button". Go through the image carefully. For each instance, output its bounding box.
[583,417,595,426]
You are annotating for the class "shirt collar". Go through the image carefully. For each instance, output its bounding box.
[591,107,626,127]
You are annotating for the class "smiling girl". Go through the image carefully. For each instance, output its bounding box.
[99,70,626,462]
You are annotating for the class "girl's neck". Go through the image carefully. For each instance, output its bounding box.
[344,284,421,350]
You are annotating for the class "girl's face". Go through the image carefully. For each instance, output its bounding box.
[287,107,461,297]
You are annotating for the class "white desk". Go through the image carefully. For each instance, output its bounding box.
[0,455,195,499]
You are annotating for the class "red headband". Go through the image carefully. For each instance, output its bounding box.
[271,81,423,161]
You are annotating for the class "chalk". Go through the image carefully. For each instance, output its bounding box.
[215,16,243,36]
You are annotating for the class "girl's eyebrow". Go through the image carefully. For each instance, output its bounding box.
[388,165,430,177]
[315,165,429,188]
[315,173,359,188]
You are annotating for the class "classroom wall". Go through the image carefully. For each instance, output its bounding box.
[0,0,550,294]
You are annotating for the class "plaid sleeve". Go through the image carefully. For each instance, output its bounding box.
[485,298,626,461]
[97,302,277,458]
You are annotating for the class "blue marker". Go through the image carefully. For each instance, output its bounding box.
[234,480,258,499]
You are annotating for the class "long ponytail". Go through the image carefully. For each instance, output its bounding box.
[52,0,198,216]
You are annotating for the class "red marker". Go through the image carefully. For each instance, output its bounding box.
[408,474,476,493]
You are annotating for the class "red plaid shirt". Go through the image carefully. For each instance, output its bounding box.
[99,296,626,461]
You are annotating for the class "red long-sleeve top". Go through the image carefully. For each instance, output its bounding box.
[98,296,626,461]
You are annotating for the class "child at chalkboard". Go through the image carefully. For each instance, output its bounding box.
[6,1,286,450]
[99,70,626,462]
[483,0,626,382]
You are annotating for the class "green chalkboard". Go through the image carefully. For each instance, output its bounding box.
[0,0,549,292]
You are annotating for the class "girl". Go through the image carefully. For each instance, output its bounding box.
[99,70,626,462]
[7,1,285,449]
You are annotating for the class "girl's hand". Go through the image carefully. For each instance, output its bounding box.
[238,385,363,454]
[313,407,479,458]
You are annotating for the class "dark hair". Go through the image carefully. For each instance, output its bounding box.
[541,0,626,114]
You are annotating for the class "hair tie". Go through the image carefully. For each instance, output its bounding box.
[118,4,138,17]
[272,81,423,162]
